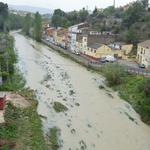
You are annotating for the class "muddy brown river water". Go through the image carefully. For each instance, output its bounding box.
[12,31,150,150]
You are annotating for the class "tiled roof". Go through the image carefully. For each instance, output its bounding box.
[138,40,150,49]
[88,43,103,49]
[87,34,115,47]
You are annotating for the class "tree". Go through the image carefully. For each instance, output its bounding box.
[102,63,126,86]
[141,0,149,9]
[125,27,138,45]
[77,8,89,22]
[23,13,32,36]
[51,8,89,28]
[34,12,42,42]
[8,14,24,30]
[122,1,145,28]
[0,2,8,31]
[103,6,116,16]
[51,9,66,28]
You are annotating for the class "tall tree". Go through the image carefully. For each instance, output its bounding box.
[51,9,66,28]
[141,0,149,9]
[77,8,89,22]
[34,12,42,42]
[122,1,145,28]
[0,2,8,31]
[23,13,32,36]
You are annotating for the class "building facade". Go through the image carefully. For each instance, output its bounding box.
[137,40,150,68]
[68,23,88,52]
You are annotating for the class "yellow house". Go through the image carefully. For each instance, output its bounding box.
[137,40,150,68]
[53,28,68,48]
[108,42,133,59]
[84,43,122,60]
[122,44,133,55]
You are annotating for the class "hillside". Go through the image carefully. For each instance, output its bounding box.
[51,0,150,44]
[8,4,53,14]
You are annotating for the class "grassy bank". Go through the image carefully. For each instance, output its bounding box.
[0,89,48,150]
[46,127,60,150]
[115,75,150,124]
[0,80,48,150]
[102,63,150,125]
[0,33,48,149]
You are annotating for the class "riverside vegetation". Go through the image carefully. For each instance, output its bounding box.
[0,34,48,149]
[0,33,59,150]
[102,63,150,124]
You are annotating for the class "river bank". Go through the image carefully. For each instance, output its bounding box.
[0,33,48,149]
[0,89,48,150]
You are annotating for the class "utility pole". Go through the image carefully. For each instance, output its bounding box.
[113,0,116,8]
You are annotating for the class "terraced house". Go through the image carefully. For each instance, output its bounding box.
[54,28,68,49]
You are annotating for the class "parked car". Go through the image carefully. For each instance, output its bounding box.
[105,55,117,62]
[100,55,116,63]
[138,64,145,68]
[100,57,107,63]
[46,38,50,42]
[73,51,80,55]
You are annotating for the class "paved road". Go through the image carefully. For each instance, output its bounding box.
[42,40,150,76]
[118,60,139,69]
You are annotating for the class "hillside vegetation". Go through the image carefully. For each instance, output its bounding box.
[51,0,150,45]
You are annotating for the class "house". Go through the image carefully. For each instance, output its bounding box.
[109,42,133,59]
[81,34,117,59]
[54,28,68,49]
[137,40,150,68]
[45,27,56,43]
[85,43,113,59]
[76,34,83,53]
[68,22,89,52]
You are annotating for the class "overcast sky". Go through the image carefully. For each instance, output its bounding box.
[1,0,135,11]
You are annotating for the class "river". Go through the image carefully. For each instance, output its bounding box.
[12,31,150,150]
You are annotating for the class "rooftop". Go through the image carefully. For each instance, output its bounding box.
[88,43,103,49]
[87,34,116,47]
[139,40,150,49]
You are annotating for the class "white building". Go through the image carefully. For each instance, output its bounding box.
[67,23,88,52]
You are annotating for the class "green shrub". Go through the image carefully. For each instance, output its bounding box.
[53,102,68,113]
[48,127,59,150]
[144,81,150,97]
[102,63,126,86]
[138,78,150,97]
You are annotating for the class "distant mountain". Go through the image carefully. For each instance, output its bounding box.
[8,4,53,14]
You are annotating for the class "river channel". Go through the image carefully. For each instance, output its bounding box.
[12,31,150,150]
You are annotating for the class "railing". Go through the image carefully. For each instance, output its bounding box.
[125,67,150,76]
[42,39,150,77]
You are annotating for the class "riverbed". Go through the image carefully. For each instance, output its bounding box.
[12,31,150,150]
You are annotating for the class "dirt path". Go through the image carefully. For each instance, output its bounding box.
[0,92,30,124]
